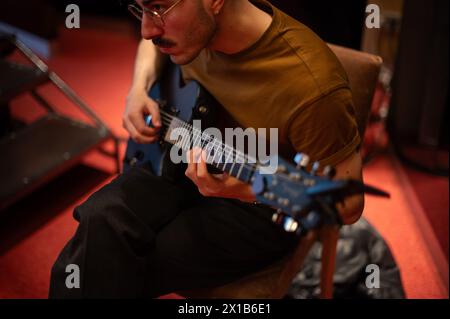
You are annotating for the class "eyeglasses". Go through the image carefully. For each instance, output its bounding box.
[128,0,184,27]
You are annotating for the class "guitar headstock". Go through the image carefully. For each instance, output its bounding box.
[251,153,390,235]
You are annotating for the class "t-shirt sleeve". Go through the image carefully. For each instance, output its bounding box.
[287,87,361,167]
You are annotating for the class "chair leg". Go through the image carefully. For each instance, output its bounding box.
[271,229,319,298]
[319,225,340,299]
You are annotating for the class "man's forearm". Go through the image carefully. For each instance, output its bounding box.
[129,39,166,93]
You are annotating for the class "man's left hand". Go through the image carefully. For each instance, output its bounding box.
[185,148,256,203]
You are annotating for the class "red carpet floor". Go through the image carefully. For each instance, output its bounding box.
[0,23,448,299]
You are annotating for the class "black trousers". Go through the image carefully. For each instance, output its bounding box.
[49,163,298,298]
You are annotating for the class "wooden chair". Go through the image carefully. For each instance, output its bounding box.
[178,44,383,299]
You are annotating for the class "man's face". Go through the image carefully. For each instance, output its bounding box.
[138,0,218,65]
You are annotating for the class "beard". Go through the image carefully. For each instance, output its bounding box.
[166,1,218,65]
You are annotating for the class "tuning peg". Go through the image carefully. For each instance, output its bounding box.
[272,213,278,223]
[289,172,302,181]
[272,210,284,224]
[277,197,290,207]
[282,217,300,233]
[263,192,276,201]
[276,165,288,174]
[323,165,336,179]
[272,212,300,233]
[311,161,320,175]
[294,153,310,169]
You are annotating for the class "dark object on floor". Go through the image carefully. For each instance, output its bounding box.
[288,217,405,299]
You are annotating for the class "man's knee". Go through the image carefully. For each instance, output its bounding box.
[73,178,125,224]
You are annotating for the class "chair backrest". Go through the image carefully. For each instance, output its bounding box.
[270,45,383,298]
[178,45,383,299]
[274,45,383,298]
[328,43,383,140]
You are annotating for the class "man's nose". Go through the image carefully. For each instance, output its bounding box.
[141,15,163,40]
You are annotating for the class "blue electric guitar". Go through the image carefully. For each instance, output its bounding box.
[124,64,389,234]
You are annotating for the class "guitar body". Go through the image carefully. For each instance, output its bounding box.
[123,64,220,181]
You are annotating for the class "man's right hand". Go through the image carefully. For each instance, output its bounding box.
[123,89,162,144]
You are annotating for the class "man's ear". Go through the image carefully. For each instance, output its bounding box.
[210,0,225,15]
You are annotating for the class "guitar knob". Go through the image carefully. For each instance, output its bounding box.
[126,150,145,167]
[170,107,179,115]
[134,151,144,161]
[156,99,167,109]
[198,105,208,114]
[160,99,168,108]
[323,165,336,179]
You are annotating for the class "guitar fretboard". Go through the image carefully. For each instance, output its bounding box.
[161,112,259,183]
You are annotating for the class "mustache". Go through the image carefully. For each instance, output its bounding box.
[152,38,175,47]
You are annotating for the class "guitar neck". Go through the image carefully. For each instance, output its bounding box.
[160,110,258,184]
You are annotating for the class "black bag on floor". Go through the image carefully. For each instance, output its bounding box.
[288,218,405,299]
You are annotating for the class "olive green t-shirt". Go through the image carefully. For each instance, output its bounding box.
[181,0,360,166]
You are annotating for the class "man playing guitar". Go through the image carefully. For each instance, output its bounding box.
[50,0,364,298]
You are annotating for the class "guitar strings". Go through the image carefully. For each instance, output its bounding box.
[162,113,254,168]
[161,111,254,167]
[159,110,247,163]
[158,110,259,178]
[160,111,241,163]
